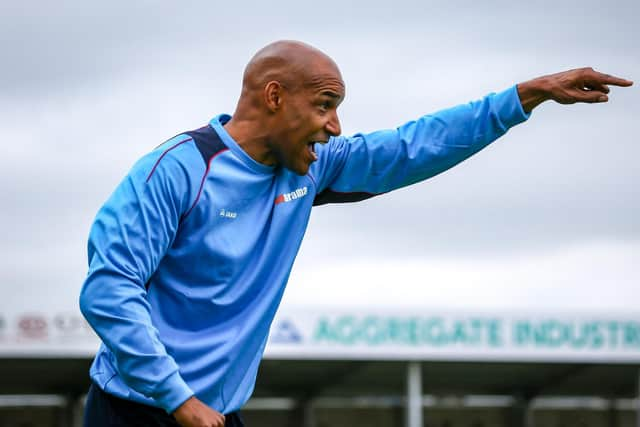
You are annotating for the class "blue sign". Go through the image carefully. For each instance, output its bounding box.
[270,319,303,344]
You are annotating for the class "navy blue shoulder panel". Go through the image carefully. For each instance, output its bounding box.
[185,125,227,164]
[313,190,377,206]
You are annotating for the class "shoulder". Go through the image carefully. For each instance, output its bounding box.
[141,123,229,184]
[143,134,201,181]
[126,132,209,208]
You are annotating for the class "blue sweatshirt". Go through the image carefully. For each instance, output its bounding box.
[79,86,529,414]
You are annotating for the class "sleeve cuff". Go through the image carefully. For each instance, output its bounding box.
[152,371,195,414]
[495,85,532,128]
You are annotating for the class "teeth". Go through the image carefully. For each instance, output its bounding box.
[307,143,318,160]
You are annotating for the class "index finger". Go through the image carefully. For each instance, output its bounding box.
[592,71,634,87]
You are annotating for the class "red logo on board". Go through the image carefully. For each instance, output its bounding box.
[18,315,48,338]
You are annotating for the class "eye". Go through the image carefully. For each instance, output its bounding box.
[319,100,332,112]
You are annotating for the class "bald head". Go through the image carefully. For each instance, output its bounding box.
[240,40,343,100]
[225,41,345,175]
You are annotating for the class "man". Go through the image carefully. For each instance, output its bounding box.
[79,40,632,426]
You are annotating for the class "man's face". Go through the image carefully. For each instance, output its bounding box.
[269,63,345,175]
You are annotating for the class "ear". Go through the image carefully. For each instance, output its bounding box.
[264,81,283,112]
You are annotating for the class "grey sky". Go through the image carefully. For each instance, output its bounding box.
[1,0,638,318]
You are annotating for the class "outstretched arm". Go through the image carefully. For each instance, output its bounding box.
[311,86,530,203]
[311,68,633,204]
[517,67,633,113]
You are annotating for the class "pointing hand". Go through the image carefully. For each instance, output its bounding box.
[517,67,633,113]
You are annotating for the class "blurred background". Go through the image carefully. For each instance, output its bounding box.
[0,0,638,426]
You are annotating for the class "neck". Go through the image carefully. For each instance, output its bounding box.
[223,115,277,167]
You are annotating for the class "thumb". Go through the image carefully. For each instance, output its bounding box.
[576,89,608,103]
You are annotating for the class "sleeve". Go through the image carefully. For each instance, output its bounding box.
[311,85,530,205]
[79,137,202,413]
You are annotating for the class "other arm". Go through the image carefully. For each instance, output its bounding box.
[79,139,224,426]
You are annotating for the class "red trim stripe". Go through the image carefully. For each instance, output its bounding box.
[146,137,194,183]
[183,148,229,219]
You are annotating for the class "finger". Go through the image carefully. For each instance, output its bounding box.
[573,89,608,103]
[583,81,609,93]
[591,71,633,87]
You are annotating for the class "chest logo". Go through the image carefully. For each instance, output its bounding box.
[219,209,237,219]
[275,186,308,205]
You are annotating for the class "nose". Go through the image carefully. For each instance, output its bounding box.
[325,111,342,137]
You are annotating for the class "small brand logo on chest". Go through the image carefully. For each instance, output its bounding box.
[219,209,237,219]
[275,186,308,205]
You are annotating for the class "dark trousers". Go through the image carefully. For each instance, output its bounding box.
[84,383,244,427]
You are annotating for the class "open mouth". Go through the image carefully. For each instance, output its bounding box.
[306,140,329,162]
[307,141,318,160]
